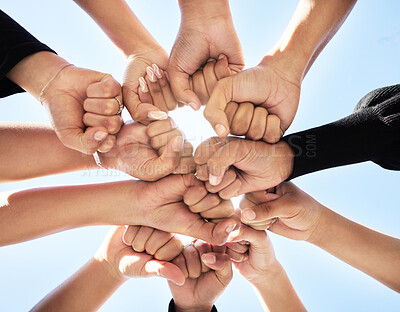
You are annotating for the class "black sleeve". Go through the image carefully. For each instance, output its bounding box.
[282,84,400,180]
[0,10,56,98]
[168,299,218,312]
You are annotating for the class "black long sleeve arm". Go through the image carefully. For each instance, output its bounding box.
[283,84,400,180]
[0,10,56,98]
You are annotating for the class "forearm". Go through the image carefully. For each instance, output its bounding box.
[178,0,231,23]
[264,0,356,81]
[0,123,96,182]
[74,0,161,57]
[31,257,125,312]
[6,51,69,99]
[252,263,306,312]
[311,207,400,292]
[0,181,137,246]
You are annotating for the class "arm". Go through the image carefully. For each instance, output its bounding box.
[226,224,305,312]
[240,182,400,292]
[31,226,185,311]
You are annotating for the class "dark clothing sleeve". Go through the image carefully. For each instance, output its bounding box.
[283,84,400,180]
[0,10,56,98]
[168,299,218,312]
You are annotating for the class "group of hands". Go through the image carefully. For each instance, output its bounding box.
[32,1,325,310]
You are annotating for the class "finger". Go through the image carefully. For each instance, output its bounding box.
[159,139,192,157]
[201,252,233,286]
[225,247,249,262]
[83,113,123,134]
[145,230,174,256]
[194,240,212,273]
[194,136,227,165]
[183,184,208,206]
[192,69,209,105]
[246,106,268,141]
[195,164,209,181]
[153,65,178,111]
[200,200,234,219]
[203,59,218,96]
[122,225,141,246]
[96,134,116,153]
[168,69,201,110]
[182,245,202,279]
[225,101,239,127]
[138,77,153,105]
[172,254,188,279]
[189,193,221,214]
[86,75,121,98]
[230,102,254,136]
[214,54,231,80]
[150,129,183,150]
[83,97,122,116]
[145,66,168,112]
[217,179,242,200]
[132,226,155,252]
[144,259,186,286]
[173,156,196,175]
[225,241,249,254]
[263,114,282,144]
[205,169,237,193]
[154,237,184,262]
[227,224,267,247]
[147,118,177,138]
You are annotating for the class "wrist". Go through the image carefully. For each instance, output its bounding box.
[307,205,337,246]
[175,303,214,312]
[250,260,283,289]
[92,255,127,286]
[179,0,231,25]
[274,141,294,183]
[6,51,69,99]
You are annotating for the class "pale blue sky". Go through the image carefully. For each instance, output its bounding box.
[1,1,400,311]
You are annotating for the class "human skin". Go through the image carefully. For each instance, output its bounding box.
[168,0,244,110]
[0,121,194,183]
[240,182,400,292]
[169,240,233,312]
[203,0,357,140]
[0,174,237,246]
[31,226,185,312]
[6,51,122,154]
[74,0,175,124]
[225,223,306,312]
[194,136,294,197]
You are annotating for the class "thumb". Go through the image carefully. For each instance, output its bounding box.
[144,260,186,286]
[203,76,233,138]
[168,68,201,110]
[201,253,233,286]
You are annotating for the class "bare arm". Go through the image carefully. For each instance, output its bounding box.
[0,122,96,183]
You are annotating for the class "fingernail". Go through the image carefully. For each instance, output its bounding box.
[188,102,198,110]
[215,124,226,137]
[94,131,108,141]
[225,223,237,234]
[207,58,216,63]
[171,136,184,152]
[139,77,148,92]
[209,174,220,186]
[243,209,256,221]
[146,66,157,82]
[148,111,168,120]
[152,64,163,79]
[218,54,226,60]
[202,253,216,265]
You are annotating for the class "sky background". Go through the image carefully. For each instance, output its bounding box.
[1,0,400,311]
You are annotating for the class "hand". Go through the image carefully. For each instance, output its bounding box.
[42,65,123,154]
[225,223,278,284]
[123,47,178,124]
[132,174,238,245]
[240,182,324,242]
[94,226,185,285]
[169,240,233,312]
[101,119,195,181]
[203,56,301,142]
[168,0,244,109]
[194,137,294,198]
[191,56,278,141]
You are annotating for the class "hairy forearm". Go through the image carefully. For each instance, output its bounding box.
[31,257,125,312]
[252,263,306,312]
[5,52,69,99]
[311,206,400,292]
[74,0,160,57]
[0,123,96,182]
[0,181,137,246]
[264,0,357,81]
